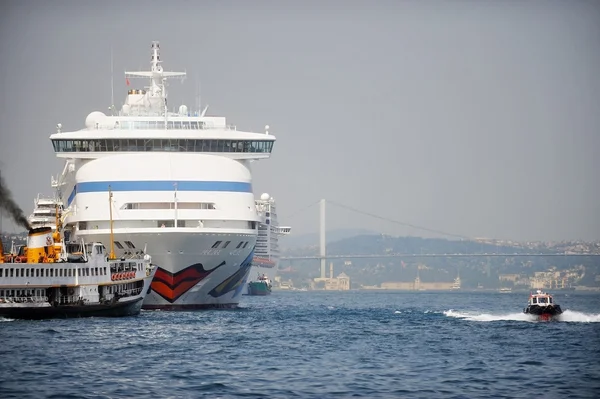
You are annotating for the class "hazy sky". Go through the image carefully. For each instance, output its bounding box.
[0,0,599,241]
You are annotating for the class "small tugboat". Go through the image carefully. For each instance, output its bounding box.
[523,290,563,321]
[0,191,157,320]
[246,273,272,296]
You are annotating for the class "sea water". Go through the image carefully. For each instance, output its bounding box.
[1,291,599,398]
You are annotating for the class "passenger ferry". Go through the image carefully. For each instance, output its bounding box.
[0,215,156,319]
[47,41,276,309]
[243,193,291,294]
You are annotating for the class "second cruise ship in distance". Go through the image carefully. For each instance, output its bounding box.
[48,41,276,309]
[244,193,291,295]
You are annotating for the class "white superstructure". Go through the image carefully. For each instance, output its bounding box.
[27,195,63,231]
[243,193,291,294]
[48,41,276,309]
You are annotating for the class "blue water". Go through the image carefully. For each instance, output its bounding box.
[1,291,599,398]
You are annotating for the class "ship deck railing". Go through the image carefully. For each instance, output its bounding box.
[113,287,144,298]
[0,296,49,304]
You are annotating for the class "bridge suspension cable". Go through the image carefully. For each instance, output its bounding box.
[326,199,472,241]
[285,199,322,220]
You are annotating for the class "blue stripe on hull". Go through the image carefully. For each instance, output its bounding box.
[67,180,252,206]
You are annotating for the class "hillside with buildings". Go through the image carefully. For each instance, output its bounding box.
[277,234,600,291]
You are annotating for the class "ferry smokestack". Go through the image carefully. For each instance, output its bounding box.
[27,227,54,263]
[0,170,32,231]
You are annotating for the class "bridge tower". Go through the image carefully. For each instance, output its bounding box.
[320,199,326,279]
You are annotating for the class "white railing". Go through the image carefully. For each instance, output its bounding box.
[0,296,49,304]
[115,287,143,297]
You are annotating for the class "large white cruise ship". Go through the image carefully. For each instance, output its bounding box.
[243,193,291,294]
[48,41,276,309]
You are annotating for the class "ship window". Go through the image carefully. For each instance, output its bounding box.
[212,241,222,249]
[236,242,244,249]
[124,241,135,249]
[114,241,124,249]
[51,138,275,154]
[223,241,231,249]
[0,269,2,277]
[243,242,249,249]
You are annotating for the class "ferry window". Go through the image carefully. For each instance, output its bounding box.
[223,241,231,249]
[124,241,135,249]
[114,241,124,249]
[236,242,244,249]
[167,121,174,129]
[243,242,249,249]
[212,241,222,249]
[0,269,2,277]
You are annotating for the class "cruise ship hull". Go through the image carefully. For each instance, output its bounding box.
[78,230,256,309]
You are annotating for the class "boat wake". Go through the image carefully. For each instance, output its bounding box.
[444,309,600,323]
[558,309,600,323]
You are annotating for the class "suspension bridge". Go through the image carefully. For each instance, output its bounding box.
[279,199,599,278]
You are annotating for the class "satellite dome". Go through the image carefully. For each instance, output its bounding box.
[179,104,188,115]
[121,104,131,115]
[85,111,107,129]
[260,193,270,201]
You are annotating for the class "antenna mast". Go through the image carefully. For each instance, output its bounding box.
[108,186,116,260]
[110,46,115,115]
[195,76,201,115]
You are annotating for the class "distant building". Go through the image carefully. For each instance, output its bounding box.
[499,274,520,282]
[313,263,351,290]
